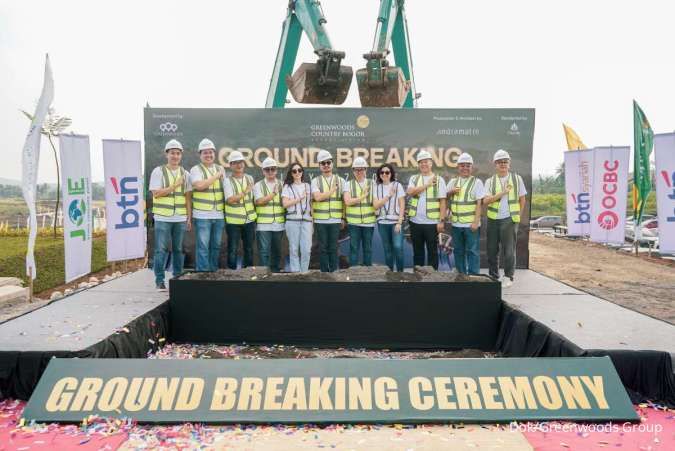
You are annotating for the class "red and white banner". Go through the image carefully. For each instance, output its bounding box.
[564,149,594,236]
[589,146,630,245]
[60,134,92,282]
[103,139,145,262]
[654,133,675,254]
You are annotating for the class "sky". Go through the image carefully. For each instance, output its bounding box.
[1,0,674,183]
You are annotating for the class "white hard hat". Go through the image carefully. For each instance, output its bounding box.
[317,149,333,163]
[493,149,511,161]
[352,157,368,168]
[198,138,215,152]
[164,139,183,152]
[262,157,278,169]
[416,150,432,162]
[227,150,245,163]
[457,153,474,165]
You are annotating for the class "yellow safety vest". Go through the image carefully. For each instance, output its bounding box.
[346,179,375,225]
[312,175,344,220]
[191,164,224,212]
[153,165,188,217]
[450,176,477,224]
[407,174,440,220]
[486,173,521,223]
[255,180,286,224]
[225,175,257,224]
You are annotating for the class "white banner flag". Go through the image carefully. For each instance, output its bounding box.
[654,133,675,254]
[21,55,54,279]
[59,134,92,282]
[590,146,630,245]
[564,149,594,236]
[103,139,146,262]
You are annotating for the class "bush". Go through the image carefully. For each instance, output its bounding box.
[0,235,108,293]
[530,192,658,219]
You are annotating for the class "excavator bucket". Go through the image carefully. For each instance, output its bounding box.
[356,64,410,108]
[286,62,353,105]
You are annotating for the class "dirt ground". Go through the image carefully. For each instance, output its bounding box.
[529,231,675,325]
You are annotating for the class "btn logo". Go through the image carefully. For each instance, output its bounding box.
[597,160,620,230]
[661,170,675,222]
[110,176,140,230]
[571,192,590,224]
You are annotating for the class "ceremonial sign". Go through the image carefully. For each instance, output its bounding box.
[24,357,638,423]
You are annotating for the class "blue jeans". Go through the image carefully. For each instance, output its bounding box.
[348,224,373,266]
[257,230,284,272]
[378,223,404,272]
[194,218,224,272]
[452,225,480,274]
[226,222,256,270]
[153,220,186,285]
[315,223,340,272]
[285,220,313,272]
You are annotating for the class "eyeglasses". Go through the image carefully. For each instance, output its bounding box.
[379,170,391,175]
[496,159,510,164]
[320,160,332,166]
[263,167,277,172]
[354,168,366,172]
[291,168,303,174]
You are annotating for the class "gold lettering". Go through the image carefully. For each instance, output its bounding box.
[149,377,180,411]
[239,148,254,168]
[45,377,78,412]
[281,377,307,410]
[454,377,482,409]
[445,147,462,168]
[219,148,233,167]
[498,377,537,409]
[433,377,457,410]
[263,377,284,410]
[353,148,369,162]
[533,376,563,410]
[348,377,372,410]
[210,377,238,411]
[290,148,306,167]
[334,377,346,410]
[580,376,609,409]
[403,148,417,168]
[238,377,263,410]
[557,376,591,410]
[336,148,351,169]
[308,148,321,168]
[123,378,155,412]
[370,148,384,167]
[175,378,204,411]
[478,377,503,409]
[429,147,443,167]
[409,377,434,410]
[98,377,128,412]
[308,377,333,410]
[374,377,399,410]
[254,148,273,167]
[70,377,103,411]
[385,148,402,167]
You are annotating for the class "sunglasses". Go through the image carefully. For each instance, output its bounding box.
[320,160,333,166]
[379,170,391,175]
[263,167,277,172]
[291,168,303,174]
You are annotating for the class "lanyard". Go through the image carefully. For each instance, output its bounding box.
[378,182,399,217]
[290,182,309,216]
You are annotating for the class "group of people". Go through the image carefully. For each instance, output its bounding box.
[149,139,526,290]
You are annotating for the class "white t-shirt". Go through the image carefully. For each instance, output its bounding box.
[149,166,192,223]
[282,182,312,221]
[407,174,447,225]
[343,178,375,228]
[253,179,285,232]
[310,174,346,224]
[483,173,527,220]
[223,175,255,224]
[189,164,225,220]
[373,181,405,225]
[447,176,485,228]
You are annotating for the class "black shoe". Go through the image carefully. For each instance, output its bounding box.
[156,282,167,291]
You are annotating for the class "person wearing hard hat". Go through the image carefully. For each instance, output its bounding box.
[406,149,448,270]
[253,157,286,272]
[282,162,312,272]
[223,150,257,269]
[482,149,527,288]
[189,138,225,272]
[372,163,406,272]
[343,157,375,266]
[149,139,193,290]
[311,149,346,272]
[447,152,485,275]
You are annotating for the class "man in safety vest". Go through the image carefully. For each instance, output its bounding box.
[406,149,447,270]
[343,157,375,266]
[149,139,193,291]
[223,150,257,269]
[311,149,346,272]
[482,149,527,288]
[447,152,484,275]
[189,138,225,272]
[254,157,286,272]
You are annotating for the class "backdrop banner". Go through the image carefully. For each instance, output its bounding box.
[103,139,146,262]
[654,133,675,254]
[589,147,630,245]
[144,108,535,269]
[564,149,594,236]
[59,134,92,282]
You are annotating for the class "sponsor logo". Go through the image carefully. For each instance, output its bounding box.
[155,121,183,137]
[570,192,590,224]
[596,160,620,230]
[661,170,675,222]
[66,177,89,240]
[68,199,86,227]
[356,115,370,129]
[110,176,140,230]
[507,122,520,136]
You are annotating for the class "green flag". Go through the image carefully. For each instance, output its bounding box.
[632,100,653,224]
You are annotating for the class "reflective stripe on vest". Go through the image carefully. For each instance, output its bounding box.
[407,174,440,220]
[255,180,286,224]
[450,176,477,224]
[192,164,224,211]
[225,175,257,224]
[153,165,187,217]
[346,179,375,224]
[312,175,344,220]
[486,173,521,223]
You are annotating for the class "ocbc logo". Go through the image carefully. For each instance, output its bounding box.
[597,160,619,230]
[159,122,178,132]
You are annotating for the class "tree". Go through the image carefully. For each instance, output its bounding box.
[21,107,72,237]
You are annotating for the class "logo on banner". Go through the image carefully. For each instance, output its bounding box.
[571,192,591,224]
[66,178,88,240]
[661,170,675,222]
[155,121,183,137]
[507,122,520,136]
[110,176,140,230]
[596,160,620,230]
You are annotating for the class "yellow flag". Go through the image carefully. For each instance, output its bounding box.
[562,123,587,150]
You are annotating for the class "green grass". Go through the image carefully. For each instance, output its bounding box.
[0,235,108,293]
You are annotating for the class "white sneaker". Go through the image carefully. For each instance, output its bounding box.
[502,278,513,289]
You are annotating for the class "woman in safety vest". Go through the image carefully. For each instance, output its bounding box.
[253,157,286,272]
[372,163,406,272]
[343,157,376,266]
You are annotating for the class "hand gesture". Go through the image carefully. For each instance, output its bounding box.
[450,185,461,196]
[217,167,225,179]
[244,183,253,195]
[173,176,184,190]
[426,175,437,188]
[502,183,512,197]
